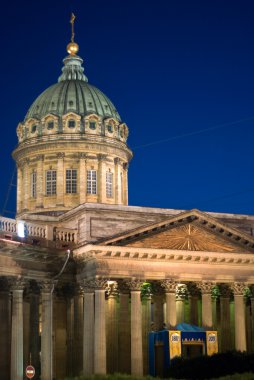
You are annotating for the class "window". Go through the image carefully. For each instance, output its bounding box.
[107,124,113,133]
[31,171,37,198]
[68,119,76,128]
[47,121,54,130]
[46,170,57,195]
[87,170,97,195]
[31,125,37,133]
[106,171,113,198]
[89,121,96,130]
[66,169,77,194]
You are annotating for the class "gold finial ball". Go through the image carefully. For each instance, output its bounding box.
[67,42,79,56]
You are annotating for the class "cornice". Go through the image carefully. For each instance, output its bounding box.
[74,244,254,266]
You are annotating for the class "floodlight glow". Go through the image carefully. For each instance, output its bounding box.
[17,221,25,238]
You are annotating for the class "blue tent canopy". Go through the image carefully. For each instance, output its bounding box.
[175,323,205,332]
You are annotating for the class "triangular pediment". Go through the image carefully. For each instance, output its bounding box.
[100,209,254,253]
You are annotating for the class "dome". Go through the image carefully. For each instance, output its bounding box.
[25,80,121,122]
[24,55,121,122]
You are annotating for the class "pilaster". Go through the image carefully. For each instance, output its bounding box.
[36,154,44,208]
[56,153,65,206]
[79,153,87,204]
[98,155,107,203]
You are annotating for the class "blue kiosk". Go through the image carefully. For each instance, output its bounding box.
[149,323,218,377]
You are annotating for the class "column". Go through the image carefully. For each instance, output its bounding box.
[232,282,247,351]
[23,159,29,211]
[198,281,214,329]
[142,292,151,375]
[106,282,118,373]
[73,285,83,375]
[98,155,107,203]
[176,284,187,324]
[79,153,87,204]
[161,279,177,329]
[126,279,144,376]
[56,153,64,206]
[81,281,94,376]
[40,281,55,380]
[65,287,74,377]
[0,278,11,380]
[118,281,131,374]
[188,283,200,326]
[219,284,231,352]
[11,278,25,380]
[152,283,164,331]
[29,283,40,380]
[23,293,30,371]
[36,154,44,208]
[94,279,107,374]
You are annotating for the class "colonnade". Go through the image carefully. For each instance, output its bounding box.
[1,277,254,380]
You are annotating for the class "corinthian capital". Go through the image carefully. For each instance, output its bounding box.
[39,280,56,293]
[10,277,26,291]
[125,278,144,291]
[231,282,246,296]
[160,279,177,293]
[197,281,215,294]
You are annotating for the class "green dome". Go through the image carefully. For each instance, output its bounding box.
[25,55,121,122]
[25,80,121,122]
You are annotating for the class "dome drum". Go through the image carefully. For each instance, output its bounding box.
[17,113,129,144]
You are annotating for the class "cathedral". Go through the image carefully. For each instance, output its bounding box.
[1,15,254,380]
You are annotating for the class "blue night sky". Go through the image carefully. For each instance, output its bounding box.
[1,0,254,216]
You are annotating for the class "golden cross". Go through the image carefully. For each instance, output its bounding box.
[70,13,76,43]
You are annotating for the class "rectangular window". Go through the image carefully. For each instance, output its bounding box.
[31,171,37,198]
[106,171,113,198]
[46,170,57,195]
[87,170,97,195]
[66,169,77,194]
